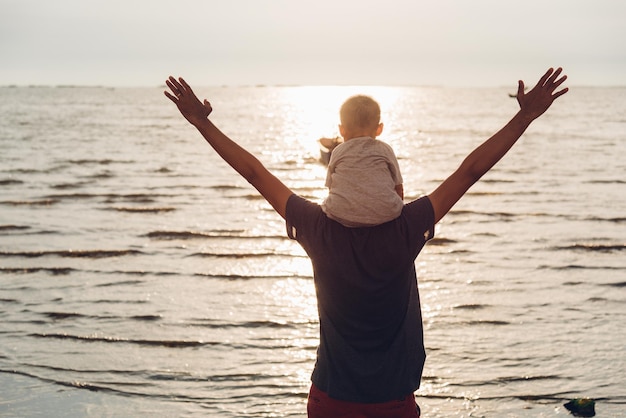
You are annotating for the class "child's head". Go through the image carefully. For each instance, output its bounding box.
[339,95,383,140]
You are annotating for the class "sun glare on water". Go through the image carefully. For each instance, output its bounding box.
[279,85,406,144]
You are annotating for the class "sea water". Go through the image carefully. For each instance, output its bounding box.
[0,84,624,417]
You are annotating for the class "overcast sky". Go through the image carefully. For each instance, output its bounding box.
[2,0,625,87]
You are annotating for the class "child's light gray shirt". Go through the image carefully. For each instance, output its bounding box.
[322,136,403,227]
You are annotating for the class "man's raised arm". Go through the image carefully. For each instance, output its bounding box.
[164,76,293,219]
[428,67,568,224]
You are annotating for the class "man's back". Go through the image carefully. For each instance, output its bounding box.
[287,194,435,402]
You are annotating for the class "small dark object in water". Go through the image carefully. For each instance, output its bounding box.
[564,398,595,417]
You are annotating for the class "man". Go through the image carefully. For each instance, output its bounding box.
[164,68,568,417]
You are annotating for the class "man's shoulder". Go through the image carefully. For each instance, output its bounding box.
[286,194,322,222]
[400,196,435,239]
[287,193,319,210]
[403,196,434,216]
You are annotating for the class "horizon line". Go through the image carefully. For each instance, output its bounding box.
[1,83,622,89]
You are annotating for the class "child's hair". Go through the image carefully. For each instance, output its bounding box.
[340,95,381,132]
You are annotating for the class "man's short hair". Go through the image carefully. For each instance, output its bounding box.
[340,95,381,132]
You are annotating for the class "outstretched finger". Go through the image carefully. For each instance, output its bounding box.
[552,74,567,90]
[167,76,185,96]
[516,80,525,107]
[546,67,563,86]
[552,87,569,100]
[538,68,554,87]
[164,90,177,102]
[165,78,180,96]
[203,99,213,116]
[178,77,193,93]
[168,76,183,90]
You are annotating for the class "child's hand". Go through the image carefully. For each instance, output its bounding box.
[517,67,568,121]
[164,76,212,127]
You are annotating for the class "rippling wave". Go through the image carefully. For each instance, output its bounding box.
[553,243,626,252]
[1,85,624,417]
[144,230,287,240]
[0,250,143,258]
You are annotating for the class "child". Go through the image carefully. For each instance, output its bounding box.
[322,95,404,227]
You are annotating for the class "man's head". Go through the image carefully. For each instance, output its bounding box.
[339,95,383,140]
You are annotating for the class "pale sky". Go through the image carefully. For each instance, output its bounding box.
[1,0,625,87]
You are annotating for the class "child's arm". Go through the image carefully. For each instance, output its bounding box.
[427,68,568,224]
[164,76,294,219]
[395,184,404,200]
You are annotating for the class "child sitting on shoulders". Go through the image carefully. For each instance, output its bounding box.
[322,95,404,227]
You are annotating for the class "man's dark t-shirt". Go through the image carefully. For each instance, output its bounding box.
[285,194,435,403]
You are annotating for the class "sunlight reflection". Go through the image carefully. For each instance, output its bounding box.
[267,278,319,387]
[279,86,406,147]
[268,278,318,323]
